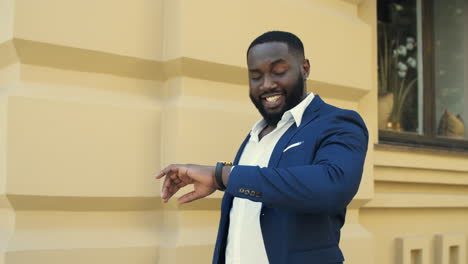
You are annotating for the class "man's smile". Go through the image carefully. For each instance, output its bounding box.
[265,95,281,102]
[262,93,285,109]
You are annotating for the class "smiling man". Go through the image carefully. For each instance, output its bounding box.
[156,31,369,264]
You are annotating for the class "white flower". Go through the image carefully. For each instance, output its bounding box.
[398,71,407,78]
[398,45,407,56]
[407,57,417,68]
[397,62,408,71]
[406,37,416,50]
[393,4,403,11]
[393,49,398,57]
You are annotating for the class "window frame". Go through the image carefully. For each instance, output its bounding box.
[378,0,468,152]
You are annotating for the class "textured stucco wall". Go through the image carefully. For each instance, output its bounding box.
[0,0,467,263]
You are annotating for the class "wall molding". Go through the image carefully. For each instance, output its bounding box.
[435,233,466,264]
[5,194,221,211]
[0,39,369,101]
[0,40,17,69]
[396,235,431,264]
[375,166,468,186]
[364,192,468,208]
[375,147,468,173]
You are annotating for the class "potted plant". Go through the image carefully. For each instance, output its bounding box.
[378,2,418,131]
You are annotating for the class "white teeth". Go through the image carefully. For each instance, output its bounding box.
[266,95,281,102]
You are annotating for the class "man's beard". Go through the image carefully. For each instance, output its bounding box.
[250,73,305,126]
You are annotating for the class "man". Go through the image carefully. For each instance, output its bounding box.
[156,31,368,264]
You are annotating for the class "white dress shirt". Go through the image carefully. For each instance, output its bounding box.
[225,92,315,264]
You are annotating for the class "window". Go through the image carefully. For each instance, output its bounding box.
[378,0,468,150]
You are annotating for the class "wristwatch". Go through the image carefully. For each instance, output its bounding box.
[215,161,232,191]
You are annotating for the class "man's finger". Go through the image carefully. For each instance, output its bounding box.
[160,170,174,200]
[161,178,170,201]
[164,186,180,203]
[161,169,185,202]
[155,167,171,179]
[177,191,202,204]
[155,165,179,179]
[155,169,167,179]
[161,186,169,202]
[161,184,178,202]
[161,170,175,195]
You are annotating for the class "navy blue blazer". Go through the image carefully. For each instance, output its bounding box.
[212,95,369,264]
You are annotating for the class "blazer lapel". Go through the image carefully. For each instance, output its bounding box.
[233,133,251,165]
[268,95,324,167]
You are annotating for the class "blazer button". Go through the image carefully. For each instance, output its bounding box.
[244,190,250,195]
[250,191,256,197]
[239,188,245,193]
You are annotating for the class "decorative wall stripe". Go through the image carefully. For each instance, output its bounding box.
[0,40,17,69]
[5,194,220,211]
[374,165,468,186]
[396,233,468,264]
[364,193,468,208]
[0,39,368,100]
[396,235,431,264]
[435,233,466,264]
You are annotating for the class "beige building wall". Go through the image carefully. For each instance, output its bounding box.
[0,0,466,263]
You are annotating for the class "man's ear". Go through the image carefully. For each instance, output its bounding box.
[302,59,310,79]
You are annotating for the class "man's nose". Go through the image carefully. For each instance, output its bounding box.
[261,75,277,91]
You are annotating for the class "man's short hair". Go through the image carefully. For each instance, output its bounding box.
[247,31,305,59]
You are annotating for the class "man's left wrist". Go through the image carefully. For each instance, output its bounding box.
[214,162,232,191]
[222,165,232,189]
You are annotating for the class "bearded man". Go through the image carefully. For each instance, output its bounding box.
[156,31,369,264]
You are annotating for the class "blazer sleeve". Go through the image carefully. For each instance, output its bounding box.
[224,110,369,214]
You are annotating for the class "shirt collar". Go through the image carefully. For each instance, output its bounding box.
[249,92,315,140]
[288,92,315,127]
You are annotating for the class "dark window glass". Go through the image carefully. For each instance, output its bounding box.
[378,0,468,150]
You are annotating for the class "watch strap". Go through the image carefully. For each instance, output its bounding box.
[215,162,232,191]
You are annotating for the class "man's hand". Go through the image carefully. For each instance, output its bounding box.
[155,164,217,204]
